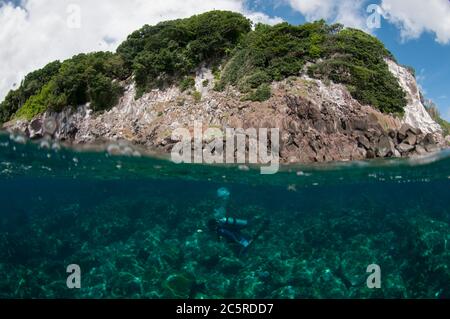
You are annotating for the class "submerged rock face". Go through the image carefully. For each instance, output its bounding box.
[3,62,445,164]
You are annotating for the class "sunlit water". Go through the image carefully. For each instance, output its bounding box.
[1,132,450,299]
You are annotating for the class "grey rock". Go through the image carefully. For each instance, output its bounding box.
[425,143,440,153]
[422,133,436,146]
[28,118,43,139]
[376,135,395,157]
[366,150,376,159]
[357,135,371,150]
[415,145,427,155]
[388,129,397,139]
[398,124,413,141]
[397,143,415,153]
[404,132,417,145]
[398,124,421,141]
[43,117,58,136]
[351,119,369,131]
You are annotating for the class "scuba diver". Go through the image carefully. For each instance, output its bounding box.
[209,188,269,255]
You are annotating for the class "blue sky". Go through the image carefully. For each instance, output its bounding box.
[1,0,449,120]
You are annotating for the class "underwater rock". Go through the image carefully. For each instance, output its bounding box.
[270,286,298,299]
[218,257,244,274]
[163,273,195,299]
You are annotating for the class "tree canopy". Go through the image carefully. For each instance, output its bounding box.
[217,21,406,113]
[117,10,251,96]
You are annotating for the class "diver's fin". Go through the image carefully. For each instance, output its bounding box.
[239,239,254,256]
[239,219,270,256]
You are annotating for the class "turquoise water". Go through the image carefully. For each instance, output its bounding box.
[1,132,450,299]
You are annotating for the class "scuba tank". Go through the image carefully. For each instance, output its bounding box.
[217,217,249,228]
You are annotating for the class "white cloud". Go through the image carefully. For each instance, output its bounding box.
[286,0,369,30]
[0,0,281,102]
[380,0,450,44]
[286,0,450,44]
[247,12,284,26]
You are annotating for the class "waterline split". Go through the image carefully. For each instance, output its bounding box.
[171,121,280,174]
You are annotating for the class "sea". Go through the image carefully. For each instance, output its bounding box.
[0,132,449,299]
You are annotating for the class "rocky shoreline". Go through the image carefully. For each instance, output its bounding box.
[2,62,448,164]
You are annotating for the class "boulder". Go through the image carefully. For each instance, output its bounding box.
[415,145,427,156]
[445,135,450,146]
[388,129,397,139]
[422,133,436,146]
[425,143,440,153]
[376,135,396,157]
[397,143,415,153]
[43,117,58,136]
[397,124,412,141]
[357,135,371,150]
[393,149,402,158]
[351,118,369,131]
[412,127,422,136]
[28,118,43,139]
[366,149,376,159]
[404,132,417,145]
[398,124,421,141]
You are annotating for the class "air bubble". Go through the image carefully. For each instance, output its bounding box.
[132,151,141,157]
[52,143,61,151]
[107,144,121,156]
[39,140,50,149]
[10,134,26,144]
[238,165,249,171]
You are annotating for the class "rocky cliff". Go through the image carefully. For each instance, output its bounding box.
[3,60,445,164]
[1,11,447,164]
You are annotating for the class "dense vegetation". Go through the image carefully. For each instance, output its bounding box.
[117,11,251,97]
[217,21,406,112]
[425,101,450,137]
[307,27,406,114]
[216,21,337,98]
[0,61,61,122]
[0,11,408,124]
[2,52,127,121]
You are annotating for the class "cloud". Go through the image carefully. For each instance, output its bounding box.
[285,0,450,44]
[380,0,450,44]
[246,12,284,25]
[0,0,281,102]
[286,0,369,30]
